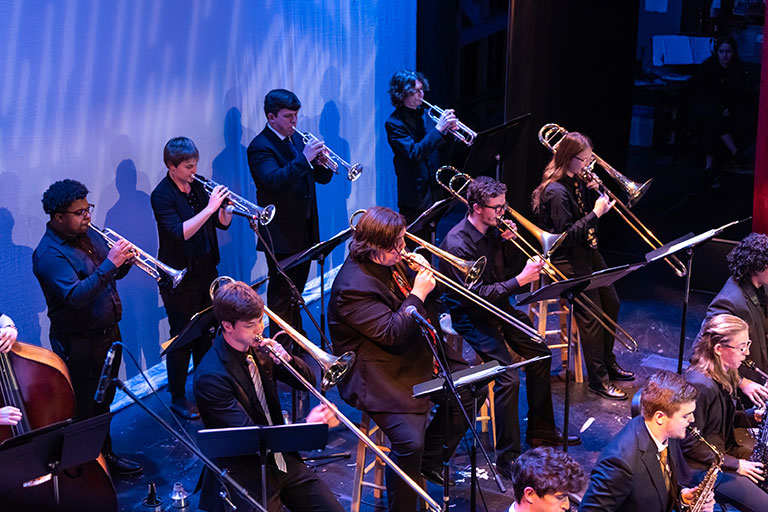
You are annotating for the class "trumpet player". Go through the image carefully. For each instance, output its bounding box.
[151,136,232,420]
[247,89,334,337]
[194,280,343,512]
[440,176,580,481]
[385,69,457,227]
[32,179,142,475]
[328,206,477,512]
[580,370,713,512]
[532,131,633,401]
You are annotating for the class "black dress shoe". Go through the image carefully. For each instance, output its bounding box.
[421,465,455,487]
[170,397,200,420]
[104,452,143,476]
[527,429,582,447]
[608,362,635,381]
[588,381,628,401]
[495,456,515,481]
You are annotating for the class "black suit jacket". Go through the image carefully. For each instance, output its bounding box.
[328,257,467,414]
[247,125,333,254]
[193,334,316,510]
[385,106,447,214]
[706,276,768,382]
[580,416,689,512]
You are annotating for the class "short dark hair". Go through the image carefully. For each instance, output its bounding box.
[212,281,264,326]
[41,179,89,216]
[163,137,199,168]
[388,69,429,107]
[264,89,301,117]
[510,447,588,503]
[640,370,699,420]
[467,175,506,211]
[727,233,768,285]
[349,206,406,262]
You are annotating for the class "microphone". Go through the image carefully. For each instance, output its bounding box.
[94,344,117,404]
[224,205,257,220]
[404,305,437,335]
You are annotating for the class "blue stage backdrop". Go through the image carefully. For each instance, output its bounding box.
[0,0,415,377]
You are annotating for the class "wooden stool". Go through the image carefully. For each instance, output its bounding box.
[529,294,585,383]
[351,413,388,512]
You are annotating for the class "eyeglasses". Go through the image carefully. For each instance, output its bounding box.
[482,204,506,214]
[574,154,596,164]
[721,340,752,353]
[60,204,95,217]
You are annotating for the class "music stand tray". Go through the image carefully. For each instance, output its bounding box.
[277,227,353,272]
[462,113,530,177]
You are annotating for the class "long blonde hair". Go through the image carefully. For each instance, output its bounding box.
[531,132,592,213]
[689,314,747,394]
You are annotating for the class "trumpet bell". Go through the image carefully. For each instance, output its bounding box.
[259,204,276,225]
[347,163,363,182]
[168,267,188,289]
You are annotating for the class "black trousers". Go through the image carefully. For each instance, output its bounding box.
[368,387,479,512]
[161,270,216,399]
[450,304,555,460]
[50,325,121,453]
[200,453,343,512]
[554,247,620,386]
[265,252,312,339]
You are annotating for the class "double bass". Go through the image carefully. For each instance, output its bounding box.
[0,340,118,511]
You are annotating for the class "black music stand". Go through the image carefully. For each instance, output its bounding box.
[408,196,457,246]
[643,218,750,374]
[277,227,353,345]
[516,262,646,451]
[0,414,110,507]
[198,423,329,510]
[462,113,530,181]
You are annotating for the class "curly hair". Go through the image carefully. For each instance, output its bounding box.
[41,179,89,216]
[163,137,199,168]
[689,314,748,395]
[727,233,768,285]
[388,69,429,107]
[640,370,699,420]
[349,206,406,262]
[467,176,506,211]
[510,446,588,503]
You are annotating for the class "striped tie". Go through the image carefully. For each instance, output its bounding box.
[246,353,287,472]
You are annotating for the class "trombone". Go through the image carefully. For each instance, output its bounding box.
[421,99,477,146]
[89,224,187,288]
[435,167,638,352]
[538,123,687,278]
[193,175,275,226]
[349,209,544,343]
[293,128,363,182]
[208,276,441,512]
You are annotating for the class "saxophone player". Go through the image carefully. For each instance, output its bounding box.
[580,370,713,512]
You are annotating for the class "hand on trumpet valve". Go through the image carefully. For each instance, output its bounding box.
[107,239,135,267]
[500,219,518,240]
[302,137,326,162]
[517,256,546,287]
[206,184,230,213]
[592,194,615,218]
[306,404,340,428]
[435,108,458,134]
[257,335,292,364]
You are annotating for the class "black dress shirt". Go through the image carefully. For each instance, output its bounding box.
[439,217,527,317]
[537,175,600,261]
[33,223,128,338]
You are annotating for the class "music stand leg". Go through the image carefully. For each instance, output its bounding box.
[442,385,450,512]
[470,386,478,512]
[563,294,575,453]
[260,445,268,511]
[319,255,327,352]
[677,248,694,374]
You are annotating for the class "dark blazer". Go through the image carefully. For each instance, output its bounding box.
[328,257,466,414]
[193,334,316,510]
[385,106,447,214]
[150,174,228,276]
[706,277,768,381]
[580,416,689,512]
[681,369,753,473]
[247,125,333,255]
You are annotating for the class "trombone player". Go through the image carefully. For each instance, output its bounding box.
[531,131,633,400]
[439,176,580,481]
[328,206,477,512]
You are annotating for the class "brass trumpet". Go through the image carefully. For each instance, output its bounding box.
[193,175,275,226]
[435,166,638,352]
[538,123,687,278]
[422,99,477,146]
[293,128,363,182]
[349,209,544,343]
[89,224,187,288]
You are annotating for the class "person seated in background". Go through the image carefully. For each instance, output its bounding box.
[508,446,588,512]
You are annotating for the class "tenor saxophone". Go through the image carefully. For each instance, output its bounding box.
[744,360,768,492]
[686,426,723,512]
